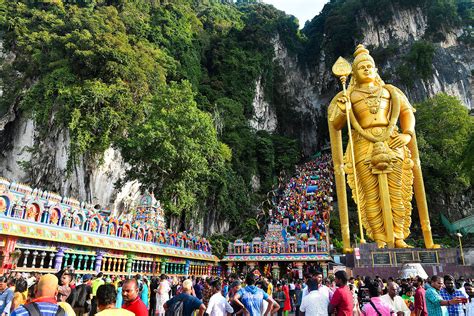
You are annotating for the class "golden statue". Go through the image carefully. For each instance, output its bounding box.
[328,45,439,252]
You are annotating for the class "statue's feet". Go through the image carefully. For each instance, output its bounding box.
[395,239,413,248]
[428,243,441,249]
[376,240,387,248]
[343,247,354,254]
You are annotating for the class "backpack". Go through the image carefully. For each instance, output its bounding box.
[23,302,66,316]
[67,284,91,312]
[165,297,186,316]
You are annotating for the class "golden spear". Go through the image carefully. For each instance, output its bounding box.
[332,57,366,244]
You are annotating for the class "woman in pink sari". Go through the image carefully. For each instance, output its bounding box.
[282,280,291,316]
[362,279,394,315]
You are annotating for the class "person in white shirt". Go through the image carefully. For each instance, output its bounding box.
[300,279,329,316]
[465,283,474,316]
[206,281,233,316]
[302,271,330,300]
[380,282,411,316]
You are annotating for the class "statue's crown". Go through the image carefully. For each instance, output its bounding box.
[354,44,370,58]
[352,44,375,71]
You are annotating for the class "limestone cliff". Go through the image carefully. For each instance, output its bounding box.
[0,112,141,215]
[354,5,472,108]
[259,3,472,156]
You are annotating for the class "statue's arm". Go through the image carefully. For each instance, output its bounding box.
[328,91,347,131]
[396,88,416,136]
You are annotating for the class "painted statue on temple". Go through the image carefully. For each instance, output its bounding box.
[328,44,438,252]
[26,204,38,221]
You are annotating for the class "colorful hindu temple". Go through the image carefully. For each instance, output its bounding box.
[222,153,335,279]
[0,178,220,278]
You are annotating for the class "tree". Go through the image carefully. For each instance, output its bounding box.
[119,81,227,216]
[3,2,173,165]
[415,93,473,213]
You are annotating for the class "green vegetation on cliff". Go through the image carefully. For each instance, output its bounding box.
[302,0,472,65]
[415,94,473,213]
[0,0,301,234]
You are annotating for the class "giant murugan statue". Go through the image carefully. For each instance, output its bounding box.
[328,44,439,252]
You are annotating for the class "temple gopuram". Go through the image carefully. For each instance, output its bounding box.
[222,153,334,279]
[0,178,219,278]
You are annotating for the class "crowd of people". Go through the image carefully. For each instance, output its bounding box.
[272,153,334,242]
[1,265,473,316]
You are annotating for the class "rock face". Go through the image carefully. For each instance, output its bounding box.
[253,6,471,158]
[249,77,277,132]
[249,35,325,156]
[355,6,472,109]
[271,35,324,155]
[359,6,428,47]
[0,114,141,215]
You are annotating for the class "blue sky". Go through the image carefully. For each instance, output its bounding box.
[263,0,329,27]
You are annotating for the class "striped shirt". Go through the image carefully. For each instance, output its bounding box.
[12,302,61,316]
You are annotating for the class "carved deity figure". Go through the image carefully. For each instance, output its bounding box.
[109,224,116,236]
[26,205,37,220]
[0,198,8,214]
[50,209,59,224]
[122,225,130,238]
[73,215,81,228]
[328,45,438,251]
[64,213,72,228]
[146,232,153,242]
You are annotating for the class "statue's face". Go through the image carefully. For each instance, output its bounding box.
[355,60,377,83]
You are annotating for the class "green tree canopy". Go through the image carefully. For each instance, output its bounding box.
[415,93,473,205]
[118,81,227,216]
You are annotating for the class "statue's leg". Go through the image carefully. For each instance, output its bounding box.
[356,161,386,247]
[388,158,412,248]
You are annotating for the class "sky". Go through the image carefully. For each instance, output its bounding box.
[263,0,329,27]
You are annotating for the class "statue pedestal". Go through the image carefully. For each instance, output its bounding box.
[345,243,474,278]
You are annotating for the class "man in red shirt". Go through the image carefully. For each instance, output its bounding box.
[328,271,353,316]
[122,278,148,316]
[414,276,428,316]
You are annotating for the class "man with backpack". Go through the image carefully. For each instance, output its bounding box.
[164,279,205,316]
[11,274,66,316]
[91,272,105,315]
[68,274,92,316]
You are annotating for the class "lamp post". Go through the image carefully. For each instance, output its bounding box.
[456,233,465,265]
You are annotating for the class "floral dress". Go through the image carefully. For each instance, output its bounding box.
[156,280,170,315]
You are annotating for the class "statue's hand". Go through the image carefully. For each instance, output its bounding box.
[389,133,411,148]
[336,96,351,112]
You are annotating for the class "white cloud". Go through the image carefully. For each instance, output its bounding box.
[263,0,329,27]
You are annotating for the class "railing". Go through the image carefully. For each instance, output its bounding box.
[227,241,328,255]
